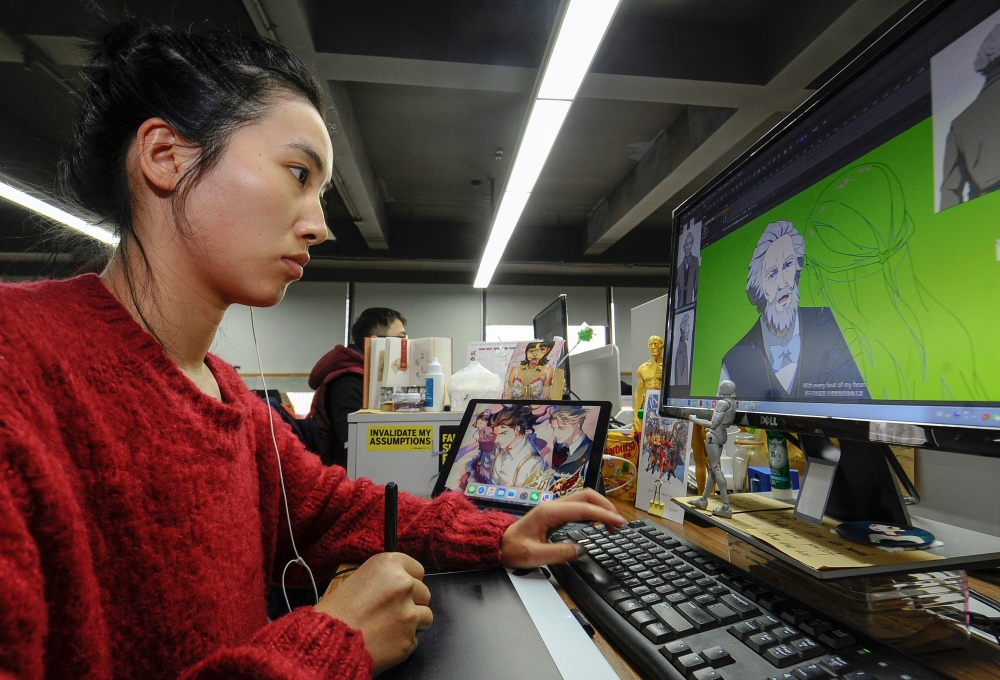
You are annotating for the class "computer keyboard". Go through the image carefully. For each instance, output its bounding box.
[548,519,947,680]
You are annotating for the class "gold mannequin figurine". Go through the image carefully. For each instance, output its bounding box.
[633,335,664,434]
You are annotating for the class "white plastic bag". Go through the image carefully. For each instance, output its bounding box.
[448,358,503,413]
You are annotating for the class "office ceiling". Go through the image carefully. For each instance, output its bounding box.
[0,0,910,286]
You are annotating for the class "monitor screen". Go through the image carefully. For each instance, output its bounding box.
[533,295,571,391]
[662,0,1000,437]
[438,401,608,508]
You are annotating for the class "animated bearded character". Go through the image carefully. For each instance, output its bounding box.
[487,405,545,487]
[548,405,593,476]
[721,220,869,400]
[805,163,985,400]
[507,341,557,399]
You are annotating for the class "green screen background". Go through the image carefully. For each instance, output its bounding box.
[690,118,1000,402]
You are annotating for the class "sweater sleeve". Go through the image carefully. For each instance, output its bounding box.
[248,395,516,583]
[0,382,375,680]
[180,609,372,680]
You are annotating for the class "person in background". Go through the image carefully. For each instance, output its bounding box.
[308,307,406,466]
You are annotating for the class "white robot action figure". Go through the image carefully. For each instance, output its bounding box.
[688,380,737,519]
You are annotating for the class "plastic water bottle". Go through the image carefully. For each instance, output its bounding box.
[425,357,445,412]
[766,430,794,500]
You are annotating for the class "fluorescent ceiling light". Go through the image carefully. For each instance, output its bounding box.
[0,180,118,245]
[505,99,572,194]
[474,191,531,288]
[538,0,621,101]
[474,0,620,288]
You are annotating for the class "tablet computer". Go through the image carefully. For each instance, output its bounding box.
[433,399,613,515]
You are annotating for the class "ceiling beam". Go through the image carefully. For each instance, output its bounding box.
[12,36,821,111]
[311,52,772,109]
[583,0,909,254]
[313,52,536,93]
[244,0,389,249]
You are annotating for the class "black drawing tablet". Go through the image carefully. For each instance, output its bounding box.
[381,568,562,680]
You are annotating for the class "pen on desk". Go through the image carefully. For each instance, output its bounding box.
[384,482,398,552]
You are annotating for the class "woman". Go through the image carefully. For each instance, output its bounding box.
[0,23,623,679]
[506,341,557,400]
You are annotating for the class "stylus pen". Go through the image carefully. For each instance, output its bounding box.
[385,482,398,553]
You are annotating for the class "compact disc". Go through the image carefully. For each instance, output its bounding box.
[834,521,935,548]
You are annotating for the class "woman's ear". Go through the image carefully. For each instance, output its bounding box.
[133,118,200,192]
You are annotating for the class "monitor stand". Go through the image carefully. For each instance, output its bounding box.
[799,435,916,525]
[675,433,1000,579]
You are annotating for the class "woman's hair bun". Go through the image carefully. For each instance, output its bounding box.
[90,19,145,65]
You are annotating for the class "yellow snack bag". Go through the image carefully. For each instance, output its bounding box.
[602,431,639,501]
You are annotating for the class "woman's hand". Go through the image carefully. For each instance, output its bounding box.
[500,489,626,569]
[314,552,432,674]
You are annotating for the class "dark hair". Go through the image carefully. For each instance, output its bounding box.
[351,307,407,348]
[62,21,326,342]
[520,341,554,367]
[488,405,539,434]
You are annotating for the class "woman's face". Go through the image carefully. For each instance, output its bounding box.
[526,345,548,364]
[178,96,332,307]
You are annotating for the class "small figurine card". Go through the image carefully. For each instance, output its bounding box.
[635,392,691,525]
[502,340,566,400]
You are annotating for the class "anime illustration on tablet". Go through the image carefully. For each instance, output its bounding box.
[447,402,601,498]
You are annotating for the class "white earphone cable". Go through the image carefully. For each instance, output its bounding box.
[250,307,319,610]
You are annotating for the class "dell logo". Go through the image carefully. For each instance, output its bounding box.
[760,416,778,427]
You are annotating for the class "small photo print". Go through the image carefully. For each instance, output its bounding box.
[635,392,691,525]
[502,339,565,400]
[670,310,694,386]
[931,8,1000,212]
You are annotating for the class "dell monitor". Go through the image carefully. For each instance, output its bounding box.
[533,294,571,393]
[660,0,1000,522]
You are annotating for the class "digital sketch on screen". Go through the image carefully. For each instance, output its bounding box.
[803,163,985,401]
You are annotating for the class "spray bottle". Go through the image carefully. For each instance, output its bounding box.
[425,357,445,412]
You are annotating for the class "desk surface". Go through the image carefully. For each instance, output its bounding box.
[555,497,1000,680]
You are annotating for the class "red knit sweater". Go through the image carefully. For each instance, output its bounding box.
[0,275,516,679]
